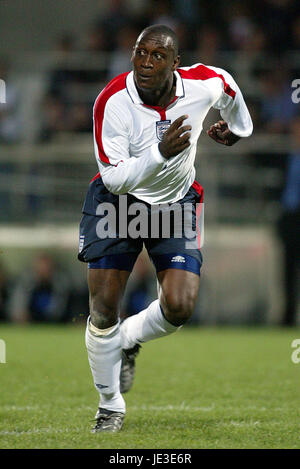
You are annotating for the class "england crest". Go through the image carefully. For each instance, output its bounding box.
[156,119,171,141]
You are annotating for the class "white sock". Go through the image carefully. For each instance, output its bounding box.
[85,317,125,413]
[120,299,180,350]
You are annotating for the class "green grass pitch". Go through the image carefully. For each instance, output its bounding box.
[0,324,300,449]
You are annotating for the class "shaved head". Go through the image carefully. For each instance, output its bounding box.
[132,24,180,106]
[136,24,179,57]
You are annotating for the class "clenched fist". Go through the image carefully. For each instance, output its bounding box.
[207,120,240,146]
[159,115,192,159]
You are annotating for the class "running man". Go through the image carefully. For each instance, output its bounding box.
[78,24,253,432]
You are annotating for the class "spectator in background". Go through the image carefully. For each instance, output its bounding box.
[107,26,138,80]
[229,24,270,95]
[39,32,93,141]
[226,2,254,51]
[8,253,71,323]
[39,94,67,141]
[85,25,108,53]
[259,0,298,53]
[95,0,133,52]
[277,116,300,326]
[193,26,221,66]
[82,24,109,82]
[47,33,78,100]
[149,0,178,31]
[39,33,76,141]
[173,0,202,27]
[66,102,91,134]
[259,68,299,134]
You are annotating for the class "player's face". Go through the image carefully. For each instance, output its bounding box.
[132,34,179,92]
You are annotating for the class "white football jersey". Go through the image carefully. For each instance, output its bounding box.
[93,63,253,204]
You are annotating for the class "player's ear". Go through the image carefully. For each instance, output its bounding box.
[172,55,180,71]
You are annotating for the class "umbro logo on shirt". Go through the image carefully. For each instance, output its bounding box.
[171,255,186,263]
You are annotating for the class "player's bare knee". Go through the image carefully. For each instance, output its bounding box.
[162,294,195,325]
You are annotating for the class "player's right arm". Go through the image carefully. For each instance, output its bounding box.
[94,96,167,195]
[94,96,190,194]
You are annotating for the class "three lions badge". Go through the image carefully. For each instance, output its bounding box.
[156,120,171,141]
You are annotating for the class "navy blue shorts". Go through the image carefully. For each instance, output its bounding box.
[78,173,204,276]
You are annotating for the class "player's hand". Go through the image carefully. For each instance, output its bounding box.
[207,120,240,146]
[159,115,192,159]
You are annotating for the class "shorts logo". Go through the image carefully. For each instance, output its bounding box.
[171,255,186,263]
[156,120,171,141]
[79,235,85,253]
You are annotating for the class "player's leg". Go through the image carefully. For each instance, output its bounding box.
[78,174,142,429]
[86,266,131,406]
[119,258,201,394]
[85,257,143,432]
[121,181,203,348]
[119,181,203,392]
[120,261,201,350]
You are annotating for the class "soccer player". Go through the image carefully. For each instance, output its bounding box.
[78,24,253,432]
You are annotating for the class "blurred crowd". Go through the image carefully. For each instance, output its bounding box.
[0,253,89,324]
[0,250,203,325]
[1,0,300,144]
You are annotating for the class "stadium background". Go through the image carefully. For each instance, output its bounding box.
[0,0,299,326]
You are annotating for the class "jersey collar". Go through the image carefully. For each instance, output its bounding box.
[126,70,184,105]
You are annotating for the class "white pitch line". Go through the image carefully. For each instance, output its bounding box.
[220,420,261,427]
[0,428,82,436]
[0,428,51,436]
[1,406,39,411]
[1,404,280,413]
[0,420,264,437]
[129,404,216,412]
[74,404,216,412]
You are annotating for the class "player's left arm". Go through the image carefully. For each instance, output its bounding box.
[207,66,253,146]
